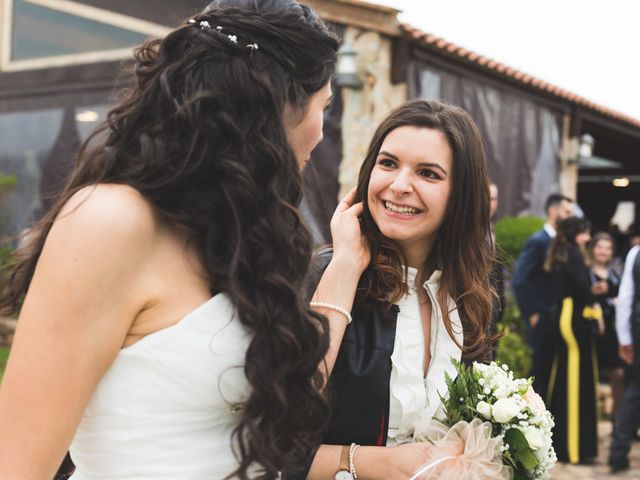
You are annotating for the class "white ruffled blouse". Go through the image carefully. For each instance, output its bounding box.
[386,267,463,446]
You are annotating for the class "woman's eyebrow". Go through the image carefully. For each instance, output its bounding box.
[377,150,398,160]
[378,150,448,176]
[417,162,448,176]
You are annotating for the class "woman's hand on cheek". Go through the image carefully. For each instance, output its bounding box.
[330,187,370,275]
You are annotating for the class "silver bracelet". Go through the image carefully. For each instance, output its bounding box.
[309,302,352,324]
[349,443,360,479]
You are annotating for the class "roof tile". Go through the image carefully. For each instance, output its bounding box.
[400,22,640,128]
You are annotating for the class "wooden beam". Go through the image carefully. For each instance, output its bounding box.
[0,0,12,71]
[302,0,400,36]
[580,109,640,143]
[390,34,409,85]
[24,0,171,37]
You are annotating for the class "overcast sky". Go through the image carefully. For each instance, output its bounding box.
[370,0,640,120]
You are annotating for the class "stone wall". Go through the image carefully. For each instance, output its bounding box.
[338,26,406,198]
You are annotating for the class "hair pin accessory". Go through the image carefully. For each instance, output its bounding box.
[228,35,238,43]
[247,43,259,50]
[216,26,223,31]
[200,20,211,30]
[188,19,196,24]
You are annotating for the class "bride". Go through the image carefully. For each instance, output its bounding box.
[0,1,338,478]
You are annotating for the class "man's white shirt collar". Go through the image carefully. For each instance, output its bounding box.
[543,223,556,238]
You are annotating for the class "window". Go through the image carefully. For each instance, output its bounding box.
[0,0,170,71]
[0,104,111,236]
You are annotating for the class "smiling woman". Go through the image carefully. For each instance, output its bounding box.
[293,99,500,480]
[367,126,452,267]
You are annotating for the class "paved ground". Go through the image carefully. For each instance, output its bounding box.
[550,421,640,479]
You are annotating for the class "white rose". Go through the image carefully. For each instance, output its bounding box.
[494,385,511,399]
[476,401,492,419]
[524,427,545,450]
[492,397,520,423]
[473,362,490,375]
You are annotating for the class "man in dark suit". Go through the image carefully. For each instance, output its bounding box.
[609,244,640,473]
[512,194,573,400]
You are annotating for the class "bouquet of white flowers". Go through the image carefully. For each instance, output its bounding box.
[411,360,556,480]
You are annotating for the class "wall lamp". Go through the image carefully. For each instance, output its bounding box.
[336,42,363,89]
[568,133,595,165]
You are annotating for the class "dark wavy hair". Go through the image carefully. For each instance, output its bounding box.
[544,216,592,272]
[354,100,497,360]
[0,1,338,478]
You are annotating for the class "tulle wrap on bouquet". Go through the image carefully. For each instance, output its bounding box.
[410,418,512,480]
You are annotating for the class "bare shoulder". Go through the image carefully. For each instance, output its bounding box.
[33,184,163,316]
[53,184,159,247]
[59,184,156,228]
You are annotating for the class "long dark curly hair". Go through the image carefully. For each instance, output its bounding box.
[544,216,592,272]
[354,100,498,360]
[0,1,338,478]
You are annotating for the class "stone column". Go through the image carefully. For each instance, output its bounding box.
[338,27,407,199]
[559,113,579,201]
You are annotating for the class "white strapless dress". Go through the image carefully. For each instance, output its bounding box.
[69,293,251,479]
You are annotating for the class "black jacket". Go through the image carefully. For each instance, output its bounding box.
[306,249,399,447]
[289,250,474,479]
[287,250,400,479]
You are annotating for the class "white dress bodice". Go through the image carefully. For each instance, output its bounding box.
[69,293,251,479]
[386,267,463,446]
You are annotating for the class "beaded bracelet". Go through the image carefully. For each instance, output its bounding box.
[349,443,360,479]
[309,301,352,324]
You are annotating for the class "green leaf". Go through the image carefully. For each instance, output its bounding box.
[514,448,539,470]
[505,428,529,451]
[513,469,529,480]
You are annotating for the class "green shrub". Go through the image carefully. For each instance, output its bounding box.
[0,171,17,277]
[496,299,531,379]
[0,347,9,384]
[0,173,17,189]
[496,325,531,379]
[501,296,526,334]
[0,245,13,265]
[494,216,545,268]
[493,217,542,379]
[0,171,17,386]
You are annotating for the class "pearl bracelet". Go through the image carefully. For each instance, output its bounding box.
[309,301,352,324]
[349,443,360,479]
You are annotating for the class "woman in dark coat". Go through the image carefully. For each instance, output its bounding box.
[588,232,623,420]
[545,216,603,464]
